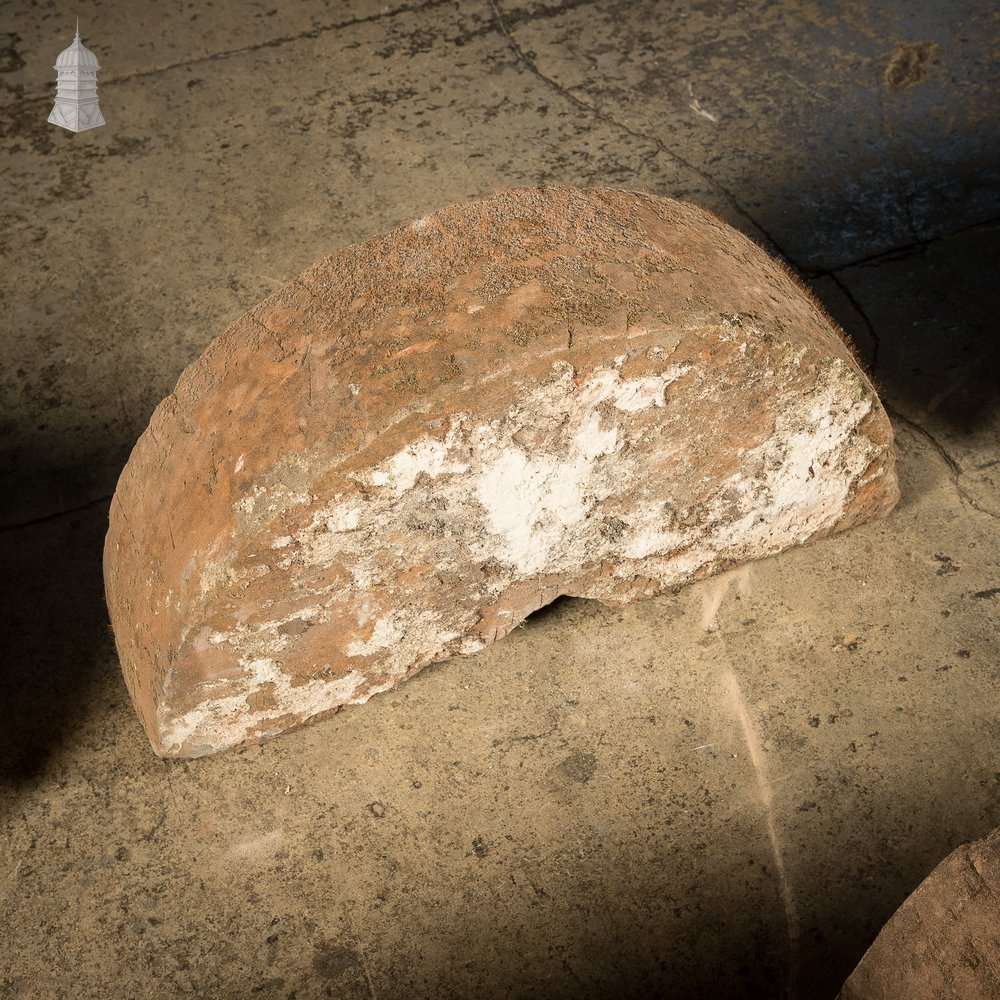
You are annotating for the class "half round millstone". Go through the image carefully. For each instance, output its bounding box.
[104,186,899,758]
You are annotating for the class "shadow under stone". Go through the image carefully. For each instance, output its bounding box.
[0,488,116,785]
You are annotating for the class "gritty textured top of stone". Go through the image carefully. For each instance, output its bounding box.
[104,186,896,756]
[839,826,1000,999]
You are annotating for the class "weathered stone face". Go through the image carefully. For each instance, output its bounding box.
[103,186,899,757]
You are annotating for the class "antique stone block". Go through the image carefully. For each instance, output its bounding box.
[104,187,898,756]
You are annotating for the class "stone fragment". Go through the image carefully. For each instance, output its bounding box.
[839,827,1000,999]
[104,186,899,757]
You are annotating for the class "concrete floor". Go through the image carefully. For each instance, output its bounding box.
[1,2,998,997]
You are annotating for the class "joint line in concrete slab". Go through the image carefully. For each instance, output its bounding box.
[102,0,457,86]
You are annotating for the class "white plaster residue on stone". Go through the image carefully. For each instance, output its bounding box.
[392,611,461,675]
[688,365,874,570]
[192,533,232,602]
[576,368,620,408]
[325,504,361,532]
[340,609,451,674]
[349,590,377,628]
[236,485,267,516]
[345,615,404,657]
[623,521,692,560]
[632,545,716,583]
[719,371,871,548]
[435,629,461,648]
[191,605,330,667]
[271,535,292,549]
[190,627,226,654]
[476,438,601,575]
[261,604,327,633]
[576,363,691,413]
[294,498,368,566]
[611,367,690,411]
[198,559,233,600]
[471,363,695,574]
[456,390,620,578]
[605,361,877,583]
[235,482,311,532]
[611,375,667,411]
[212,563,271,593]
[160,659,369,754]
[383,435,470,494]
[350,563,374,592]
[287,358,696,592]
[574,411,618,461]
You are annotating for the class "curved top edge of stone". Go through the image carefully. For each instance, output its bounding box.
[136,185,867,477]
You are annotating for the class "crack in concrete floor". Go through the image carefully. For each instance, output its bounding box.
[886,407,1000,521]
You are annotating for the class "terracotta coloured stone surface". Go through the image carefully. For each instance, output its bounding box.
[839,827,1000,999]
[103,186,899,758]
